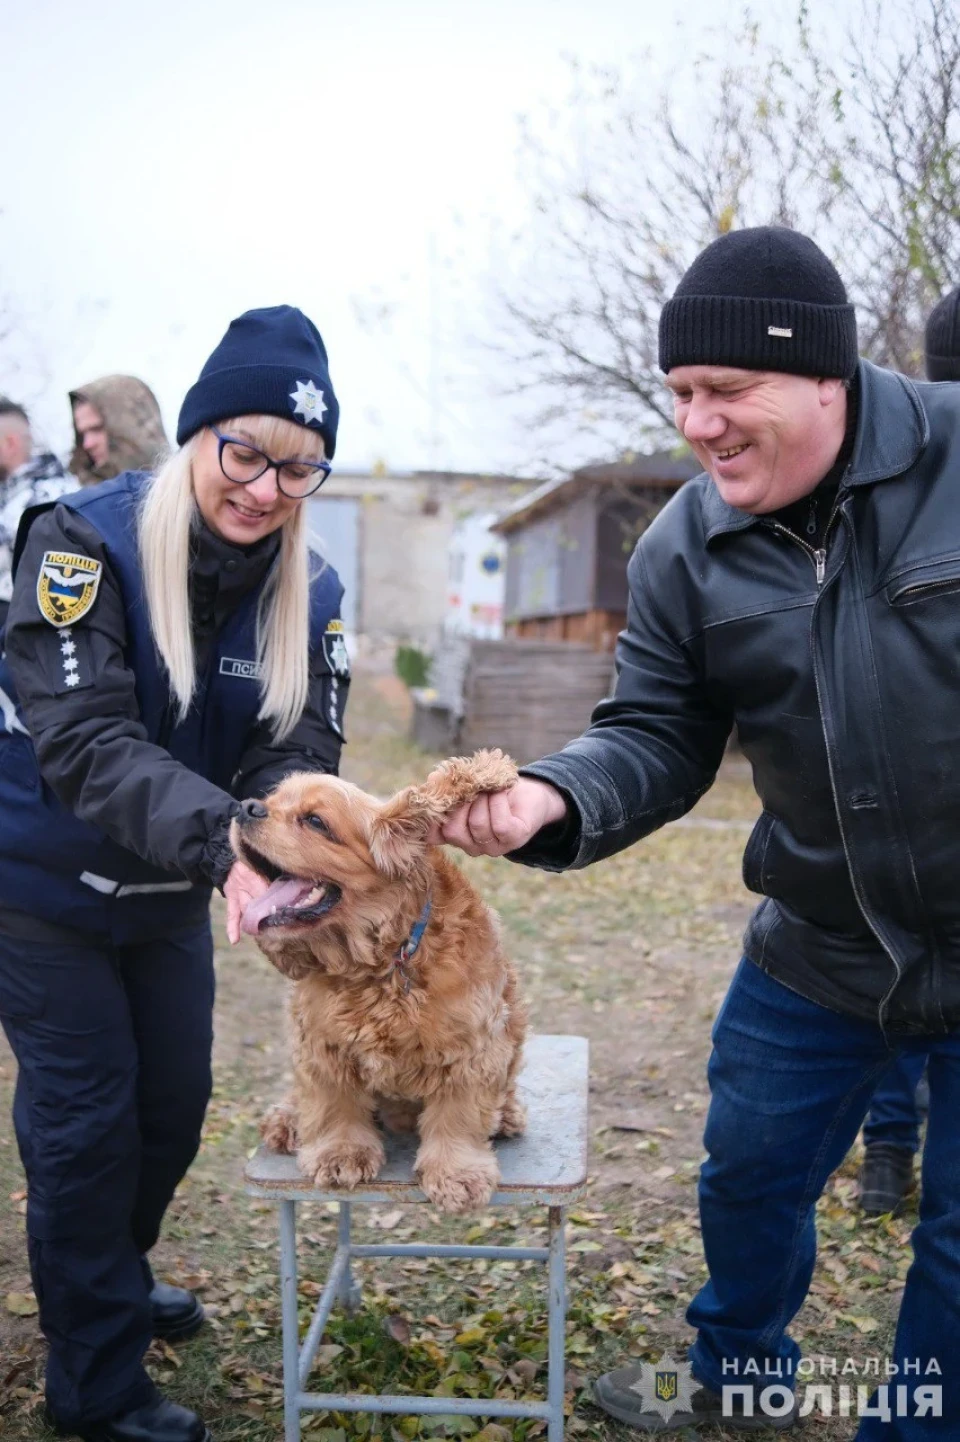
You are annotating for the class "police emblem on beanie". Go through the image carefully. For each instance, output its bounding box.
[658,226,858,380]
[176,305,340,457]
[289,379,329,427]
[924,286,960,382]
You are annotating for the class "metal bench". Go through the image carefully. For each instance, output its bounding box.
[244,1034,589,1442]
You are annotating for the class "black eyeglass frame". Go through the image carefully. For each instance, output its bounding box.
[210,426,332,499]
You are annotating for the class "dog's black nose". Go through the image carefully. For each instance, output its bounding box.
[238,798,268,824]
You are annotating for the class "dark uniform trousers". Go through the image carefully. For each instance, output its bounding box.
[0,920,214,1428]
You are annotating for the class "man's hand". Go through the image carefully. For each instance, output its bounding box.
[224,859,270,945]
[428,777,568,857]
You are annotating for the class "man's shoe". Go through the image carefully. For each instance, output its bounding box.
[859,1143,915,1216]
[59,1396,212,1441]
[150,1281,205,1341]
[592,1362,799,1432]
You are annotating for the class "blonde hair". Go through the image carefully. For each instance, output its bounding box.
[138,415,324,742]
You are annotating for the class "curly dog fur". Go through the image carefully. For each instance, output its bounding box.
[230,750,528,1214]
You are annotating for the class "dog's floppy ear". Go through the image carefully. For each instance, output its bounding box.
[369,749,518,877]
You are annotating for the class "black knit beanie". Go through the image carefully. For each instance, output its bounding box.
[659,227,858,379]
[924,287,960,382]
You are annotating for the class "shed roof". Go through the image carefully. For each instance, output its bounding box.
[491,451,701,534]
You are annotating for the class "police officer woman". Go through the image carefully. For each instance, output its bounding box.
[0,306,350,1442]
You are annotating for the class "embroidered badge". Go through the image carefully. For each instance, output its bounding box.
[289,379,328,428]
[58,627,81,688]
[767,325,793,338]
[322,619,350,678]
[37,552,102,628]
[220,657,263,680]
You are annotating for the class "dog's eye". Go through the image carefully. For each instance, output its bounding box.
[302,813,335,838]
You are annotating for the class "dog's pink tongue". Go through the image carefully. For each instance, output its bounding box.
[241,877,312,935]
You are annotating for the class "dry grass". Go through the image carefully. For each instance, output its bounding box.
[0,666,912,1441]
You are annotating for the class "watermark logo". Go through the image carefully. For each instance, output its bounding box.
[629,1353,695,1423]
[719,1355,942,1422]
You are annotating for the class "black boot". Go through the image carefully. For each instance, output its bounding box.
[150,1281,205,1341]
[859,1142,915,1216]
[56,1395,212,1442]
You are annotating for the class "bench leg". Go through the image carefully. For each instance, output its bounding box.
[280,1200,302,1442]
[336,1200,361,1312]
[547,1206,566,1442]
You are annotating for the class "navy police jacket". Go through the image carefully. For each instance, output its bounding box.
[0,472,347,942]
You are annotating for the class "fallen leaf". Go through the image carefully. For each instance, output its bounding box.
[839,1313,880,1334]
[453,1326,486,1345]
[384,1314,412,1344]
[5,1292,38,1317]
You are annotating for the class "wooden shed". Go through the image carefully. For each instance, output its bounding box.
[491,453,701,652]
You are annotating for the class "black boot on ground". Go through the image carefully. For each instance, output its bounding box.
[55,1395,212,1442]
[859,1142,915,1217]
[150,1280,205,1341]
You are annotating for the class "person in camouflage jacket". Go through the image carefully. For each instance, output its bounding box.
[0,398,76,628]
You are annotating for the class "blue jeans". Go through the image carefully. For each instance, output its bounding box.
[687,959,959,1440]
[863,1051,928,1153]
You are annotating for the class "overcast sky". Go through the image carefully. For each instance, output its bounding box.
[3,0,828,476]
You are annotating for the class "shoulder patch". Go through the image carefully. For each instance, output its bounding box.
[37,551,102,629]
[322,619,350,678]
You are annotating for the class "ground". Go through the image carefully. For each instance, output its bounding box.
[0,664,915,1441]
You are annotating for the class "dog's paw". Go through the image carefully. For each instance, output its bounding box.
[299,1137,386,1190]
[260,1102,298,1154]
[418,1155,499,1214]
[494,1095,526,1139]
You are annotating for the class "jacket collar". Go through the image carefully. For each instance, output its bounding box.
[701,360,929,543]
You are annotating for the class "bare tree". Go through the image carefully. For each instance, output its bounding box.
[500,0,960,456]
[801,0,960,372]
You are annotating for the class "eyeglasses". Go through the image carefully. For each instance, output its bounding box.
[211,427,332,499]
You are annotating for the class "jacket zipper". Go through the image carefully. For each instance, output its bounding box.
[807,498,908,1031]
[891,576,960,604]
[763,495,843,587]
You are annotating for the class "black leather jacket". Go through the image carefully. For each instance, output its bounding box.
[517,360,960,1035]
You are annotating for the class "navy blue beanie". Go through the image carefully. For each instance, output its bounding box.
[177,305,339,457]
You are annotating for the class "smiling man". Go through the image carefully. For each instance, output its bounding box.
[435,228,960,1438]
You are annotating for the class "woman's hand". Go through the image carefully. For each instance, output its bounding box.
[427,777,568,857]
[224,859,270,945]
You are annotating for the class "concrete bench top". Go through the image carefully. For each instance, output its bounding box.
[245,1034,589,1206]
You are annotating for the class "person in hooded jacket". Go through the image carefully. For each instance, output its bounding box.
[70,375,170,486]
[0,306,350,1442]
